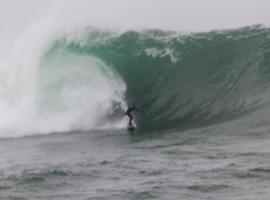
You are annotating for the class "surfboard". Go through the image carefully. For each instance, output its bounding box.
[127,124,136,131]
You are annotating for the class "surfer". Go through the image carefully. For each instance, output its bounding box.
[125,104,140,126]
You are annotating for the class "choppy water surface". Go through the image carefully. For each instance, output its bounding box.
[1,113,270,200]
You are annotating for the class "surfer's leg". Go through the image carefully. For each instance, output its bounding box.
[128,114,133,125]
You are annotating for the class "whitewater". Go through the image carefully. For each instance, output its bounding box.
[1,23,270,199]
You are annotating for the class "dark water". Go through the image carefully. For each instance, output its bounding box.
[1,25,270,199]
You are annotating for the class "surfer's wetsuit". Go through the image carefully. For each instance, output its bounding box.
[125,105,139,126]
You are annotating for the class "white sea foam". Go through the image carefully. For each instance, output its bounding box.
[0,19,127,138]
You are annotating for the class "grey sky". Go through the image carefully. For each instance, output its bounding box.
[0,0,269,32]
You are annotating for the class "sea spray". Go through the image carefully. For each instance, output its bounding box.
[0,24,127,137]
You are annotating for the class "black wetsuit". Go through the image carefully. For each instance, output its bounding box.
[125,106,139,126]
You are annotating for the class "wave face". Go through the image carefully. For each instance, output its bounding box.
[49,26,270,132]
[1,25,270,136]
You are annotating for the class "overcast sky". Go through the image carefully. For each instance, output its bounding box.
[0,0,269,32]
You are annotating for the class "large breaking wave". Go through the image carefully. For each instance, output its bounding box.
[51,25,270,132]
[0,25,270,137]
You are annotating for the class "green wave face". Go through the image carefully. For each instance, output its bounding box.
[46,26,270,132]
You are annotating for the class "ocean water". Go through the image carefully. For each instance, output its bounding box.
[1,25,270,199]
